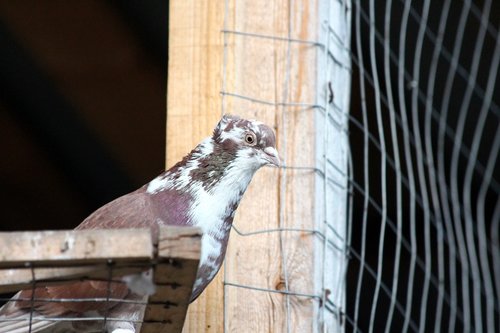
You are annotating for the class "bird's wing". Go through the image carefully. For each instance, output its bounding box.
[0,189,159,321]
[77,187,159,232]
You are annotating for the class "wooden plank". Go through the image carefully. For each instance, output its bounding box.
[167,1,349,331]
[141,227,201,333]
[166,1,226,332]
[0,228,153,267]
[221,1,320,331]
[0,265,148,294]
[167,0,322,331]
[315,2,352,330]
[166,0,224,160]
[157,226,201,261]
[0,228,154,294]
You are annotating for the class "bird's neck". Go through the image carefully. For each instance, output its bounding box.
[188,160,254,232]
[147,138,257,232]
[183,154,257,300]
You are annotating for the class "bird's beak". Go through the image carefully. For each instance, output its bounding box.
[262,147,281,167]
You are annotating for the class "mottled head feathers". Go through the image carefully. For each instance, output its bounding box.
[147,114,280,194]
[212,114,280,168]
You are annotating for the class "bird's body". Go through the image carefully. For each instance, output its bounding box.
[0,115,279,333]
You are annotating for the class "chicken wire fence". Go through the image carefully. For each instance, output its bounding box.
[217,0,351,332]
[348,0,500,333]
[219,0,499,332]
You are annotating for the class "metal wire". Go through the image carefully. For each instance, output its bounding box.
[450,1,492,330]
[28,264,36,333]
[422,0,452,331]
[0,261,160,332]
[220,51,494,330]
[352,4,373,329]
[356,2,500,197]
[351,1,500,332]
[409,1,433,331]
[381,1,403,331]
[466,24,500,333]
[102,260,114,331]
[349,41,499,263]
[218,1,352,332]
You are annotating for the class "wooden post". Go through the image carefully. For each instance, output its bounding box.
[141,227,202,333]
[0,229,154,293]
[221,1,320,331]
[167,0,350,332]
[166,1,226,332]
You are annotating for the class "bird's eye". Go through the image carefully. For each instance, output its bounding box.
[244,132,257,145]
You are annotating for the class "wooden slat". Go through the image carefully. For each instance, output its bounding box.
[0,265,148,295]
[0,228,153,266]
[0,228,154,294]
[221,1,319,330]
[167,0,322,332]
[141,227,201,333]
[157,226,201,261]
[166,1,226,332]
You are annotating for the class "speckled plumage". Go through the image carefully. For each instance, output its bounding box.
[0,114,279,333]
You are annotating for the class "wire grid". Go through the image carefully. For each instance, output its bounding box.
[0,262,153,332]
[349,0,500,332]
[220,0,351,332]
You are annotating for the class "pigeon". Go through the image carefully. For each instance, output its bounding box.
[0,114,280,333]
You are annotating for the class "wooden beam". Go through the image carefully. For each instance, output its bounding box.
[220,1,320,331]
[166,0,225,160]
[0,228,153,267]
[141,227,201,333]
[167,0,318,330]
[168,0,350,331]
[0,228,153,294]
[166,1,225,332]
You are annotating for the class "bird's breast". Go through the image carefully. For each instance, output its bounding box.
[149,188,193,226]
[191,227,231,301]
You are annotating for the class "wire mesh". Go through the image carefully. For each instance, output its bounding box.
[349,0,500,332]
[220,0,351,332]
[0,262,151,332]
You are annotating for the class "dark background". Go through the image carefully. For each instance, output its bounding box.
[348,1,500,332]
[0,0,168,232]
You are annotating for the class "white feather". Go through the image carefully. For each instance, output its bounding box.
[146,139,214,194]
[188,152,258,283]
[121,270,156,296]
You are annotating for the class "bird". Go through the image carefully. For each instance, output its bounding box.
[0,114,280,333]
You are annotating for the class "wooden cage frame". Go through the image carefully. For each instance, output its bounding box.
[0,226,201,333]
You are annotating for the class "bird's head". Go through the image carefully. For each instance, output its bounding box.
[212,114,280,170]
[151,114,280,194]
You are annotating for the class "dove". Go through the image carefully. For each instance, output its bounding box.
[0,114,280,333]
